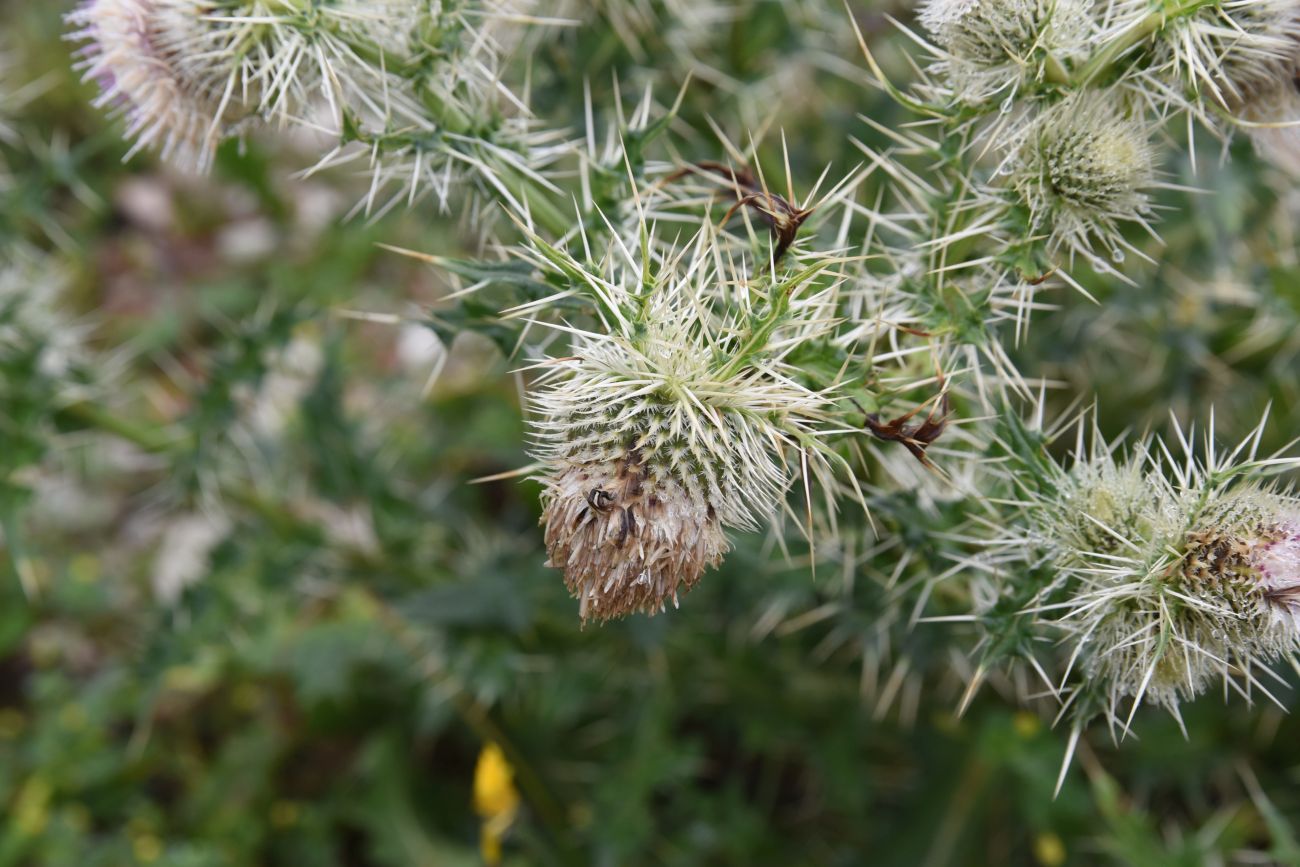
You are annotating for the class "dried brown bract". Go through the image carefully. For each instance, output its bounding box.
[860,390,951,471]
[664,161,813,263]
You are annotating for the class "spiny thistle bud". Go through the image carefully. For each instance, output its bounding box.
[1132,0,1300,110]
[523,227,841,623]
[1020,426,1300,729]
[1010,91,1156,266]
[918,0,1091,101]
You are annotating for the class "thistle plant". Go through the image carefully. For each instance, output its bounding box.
[977,414,1300,743]
[14,0,1300,859]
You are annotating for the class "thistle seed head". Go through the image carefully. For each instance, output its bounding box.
[1011,91,1156,264]
[541,454,730,623]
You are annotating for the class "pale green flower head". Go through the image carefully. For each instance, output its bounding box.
[1010,90,1157,266]
[1023,421,1300,733]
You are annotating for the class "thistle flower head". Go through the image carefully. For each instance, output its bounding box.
[919,0,1092,101]
[66,0,535,187]
[1132,0,1300,111]
[1021,419,1300,731]
[523,225,843,622]
[67,0,263,172]
[1010,91,1157,265]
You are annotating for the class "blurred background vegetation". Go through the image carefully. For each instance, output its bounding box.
[3,0,1300,864]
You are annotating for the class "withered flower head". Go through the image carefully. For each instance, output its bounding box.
[542,452,730,622]
[525,225,840,623]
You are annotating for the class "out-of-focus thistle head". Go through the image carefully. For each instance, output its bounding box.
[1010,91,1157,266]
[1127,0,1300,111]
[918,0,1092,101]
[0,246,92,384]
[522,223,845,623]
[66,0,264,172]
[66,0,547,197]
[1238,65,1300,174]
[1024,418,1300,732]
[65,0,437,172]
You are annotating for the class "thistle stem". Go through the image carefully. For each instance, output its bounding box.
[55,401,187,454]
